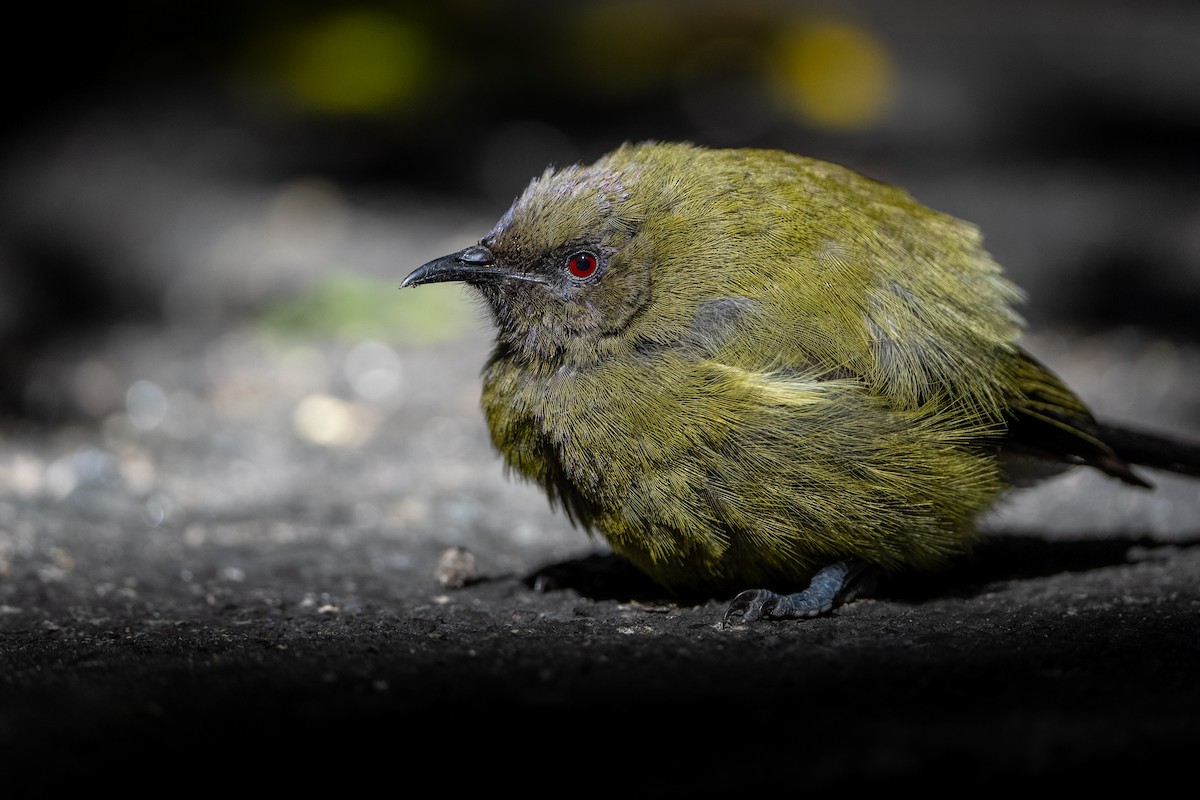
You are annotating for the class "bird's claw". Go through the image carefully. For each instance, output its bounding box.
[722,587,836,625]
[723,589,784,626]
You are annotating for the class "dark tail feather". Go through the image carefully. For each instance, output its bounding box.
[1094,421,1200,481]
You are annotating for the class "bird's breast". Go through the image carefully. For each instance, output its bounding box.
[481,353,713,497]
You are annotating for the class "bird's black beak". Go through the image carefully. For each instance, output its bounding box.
[402,244,549,289]
[402,244,503,288]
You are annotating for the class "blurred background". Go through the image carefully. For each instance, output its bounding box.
[1,0,1198,542]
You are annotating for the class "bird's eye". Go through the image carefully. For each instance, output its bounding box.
[565,250,599,280]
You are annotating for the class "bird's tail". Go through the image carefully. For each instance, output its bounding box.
[1093,421,1200,481]
[1006,349,1200,489]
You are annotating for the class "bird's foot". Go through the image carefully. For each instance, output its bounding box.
[722,560,870,625]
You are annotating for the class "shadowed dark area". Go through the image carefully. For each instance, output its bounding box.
[524,534,1200,606]
[1056,247,1200,342]
[6,535,1199,793]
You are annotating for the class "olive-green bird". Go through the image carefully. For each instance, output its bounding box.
[402,141,1200,623]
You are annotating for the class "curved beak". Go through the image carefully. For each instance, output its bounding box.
[400,244,495,288]
[402,244,546,288]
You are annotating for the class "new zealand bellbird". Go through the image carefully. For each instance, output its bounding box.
[402,141,1200,623]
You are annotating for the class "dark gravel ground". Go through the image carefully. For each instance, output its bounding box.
[3,324,1199,793]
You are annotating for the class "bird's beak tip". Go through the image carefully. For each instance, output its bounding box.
[402,244,499,289]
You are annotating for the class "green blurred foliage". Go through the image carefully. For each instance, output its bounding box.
[280,9,431,115]
[260,272,477,344]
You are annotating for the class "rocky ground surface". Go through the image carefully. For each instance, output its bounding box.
[2,316,1199,792]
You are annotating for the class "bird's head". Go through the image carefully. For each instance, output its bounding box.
[402,142,748,367]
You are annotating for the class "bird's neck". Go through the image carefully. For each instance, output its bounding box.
[489,327,633,375]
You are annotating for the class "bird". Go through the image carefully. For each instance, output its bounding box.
[401,141,1200,624]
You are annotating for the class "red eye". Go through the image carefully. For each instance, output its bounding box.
[566,250,599,279]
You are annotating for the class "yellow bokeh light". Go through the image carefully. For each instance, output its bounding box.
[772,19,894,130]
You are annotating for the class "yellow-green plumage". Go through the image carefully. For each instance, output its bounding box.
[403,141,1187,620]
